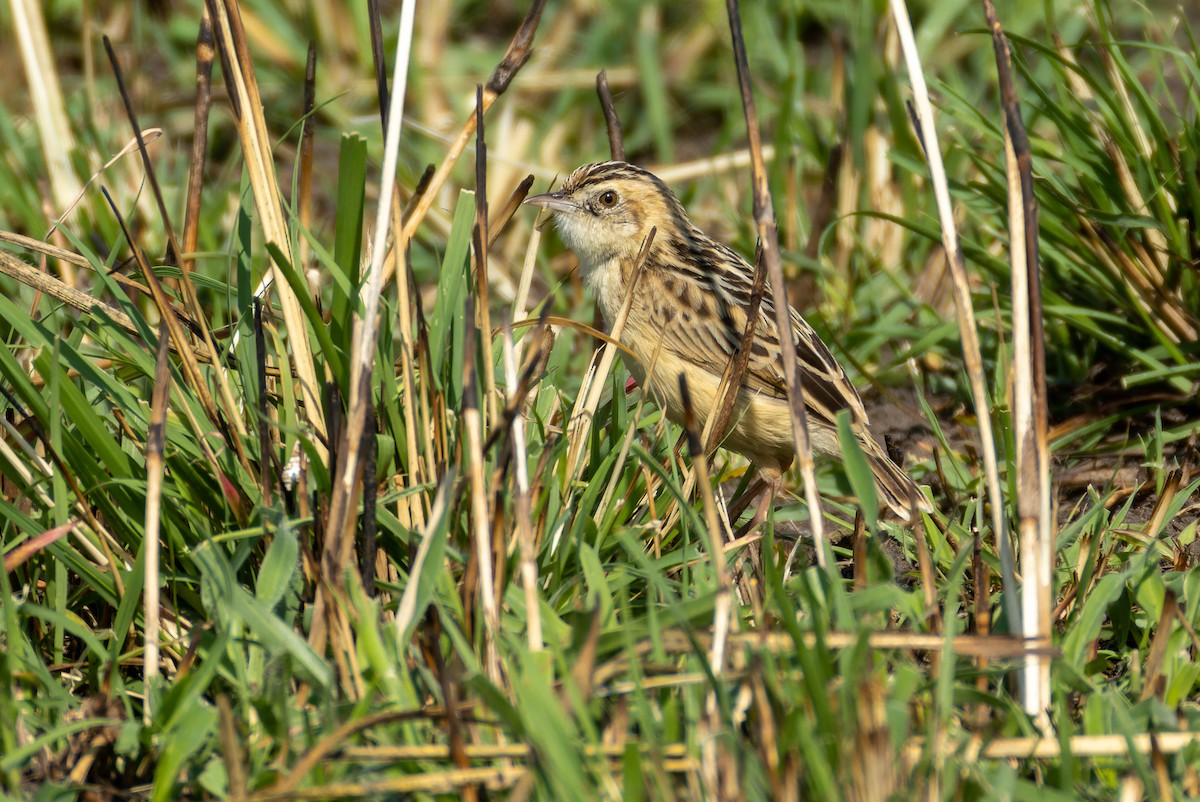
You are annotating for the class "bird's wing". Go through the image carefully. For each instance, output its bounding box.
[646,241,868,428]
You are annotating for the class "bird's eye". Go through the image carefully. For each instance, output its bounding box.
[598,190,618,207]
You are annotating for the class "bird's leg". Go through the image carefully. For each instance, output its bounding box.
[727,474,769,526]
[749,471,783,532]
[728,468,784,583]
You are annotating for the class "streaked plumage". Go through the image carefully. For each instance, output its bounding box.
[526,160,927,521]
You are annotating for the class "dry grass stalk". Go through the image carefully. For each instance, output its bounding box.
[680,383,732,588]
[473,86,500,428]
[593,393,650,530]
[0,231,187,323]
[216,694,247,800]
[343,743,690,762]
[888,0,1015,619]
[908,731,1200,761]
[0,381,131,577]
[0,420,55,510]
[392,469,455,645]
[334,731,1200,774]
[462,293,501,683]
[102,37,185,266]
[366,1,425,522]
[912,512,941,635]
[595,69,626,162]
[182,15,215,278]
[385,0,549,286]
[1,520,79,574]
[972,528,992,721]
[366,0,390,130]
[563,229,655,484]
[0,250,137,335]
[141,319,172,714]
[253,302,277,506]
[311,0,416,659]
[103,189,251,500]
[205,0,328,459]
[248,765,539,800]
[297,42,317,271]
[849,678,896,802]
[0,249,264,379]
[1152,734,1176,802]
[389,173,433,529]
[726,0,828,572]
[488,176,536,250]
[1139,589,1178,701]
[648,628,1054,659]
[1053,37,1196,343]
[679,375,740,794]
[1088,7,1171,278]
[652,145,778,185]
[104,35,254,481]
[10,0,84,218]
[983,0,1053,729]
[389,214,429,533]
[502,331,542,651]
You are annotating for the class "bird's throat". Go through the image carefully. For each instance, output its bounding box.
[583,256,631,328]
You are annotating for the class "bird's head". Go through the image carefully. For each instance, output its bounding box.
[524,161,687,266]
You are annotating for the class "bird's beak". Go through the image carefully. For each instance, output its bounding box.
[524,192,578,215]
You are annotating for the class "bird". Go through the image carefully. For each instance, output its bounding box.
[525,160,927,522]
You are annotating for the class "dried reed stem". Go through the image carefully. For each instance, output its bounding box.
[10,0,83,216]
[462,292,501,682]
[887,0,1015,617]
[503,331,542,651]
[982,0,1052,729]
[313,0,417,654]
[682,373,739,796]
[474,85,500,427]
[142,320,171,716]
[206,0,327,458]
[297,42,317,271]
[726,0,828,569]
[385,0,548,285]
[563,230,656,483]
[596,69,626,162]
[104,34,253,477]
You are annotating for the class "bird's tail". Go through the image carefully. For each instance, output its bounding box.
[859,436,930,523]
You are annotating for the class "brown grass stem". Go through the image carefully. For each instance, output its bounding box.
[596,69,626,162]
[982,0,1052,729]
[386,0,548,286]
[313,0,417,656]
[474,85,500,428]
[206,0,327,460]
[142,319,171,712]
[888,0,1014,618]
[726,0,828,571]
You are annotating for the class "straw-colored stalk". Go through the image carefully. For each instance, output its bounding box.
[104,37,255,477]
[1004,116,1051,727]
[143,320,172,716]
[983,0,1053,729]
[502,332,543,652]
[563,230,655,484]
[887,0,1015,617]
[313,0,417,655]
[726,0,828,572]
[9,0,84,218]
[383,0,549,287]
[206,0,327,459]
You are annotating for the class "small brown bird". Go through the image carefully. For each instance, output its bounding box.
[526,160,927,521]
